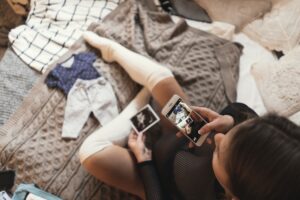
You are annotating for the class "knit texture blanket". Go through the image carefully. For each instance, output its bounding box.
[0,48,39,126]
[0,0,241,199]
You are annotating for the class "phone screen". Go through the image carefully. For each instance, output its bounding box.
[166,99,206,143]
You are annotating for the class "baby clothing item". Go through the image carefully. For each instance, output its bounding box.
[8,0,120,73]
[45,52,100,95]
[62,77,119,139]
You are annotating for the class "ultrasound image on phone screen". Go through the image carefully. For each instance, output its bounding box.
[166,99,206,143]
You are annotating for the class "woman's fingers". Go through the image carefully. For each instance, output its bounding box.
[198,122,215,135]
[176,131,184,138]
[137,132,144,143]
[192,106,219,121]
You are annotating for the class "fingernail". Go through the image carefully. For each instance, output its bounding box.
[198,129,202,135]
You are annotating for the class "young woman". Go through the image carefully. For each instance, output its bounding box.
[79,31,300,200]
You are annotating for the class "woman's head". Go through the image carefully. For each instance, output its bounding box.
[212,114,300,200]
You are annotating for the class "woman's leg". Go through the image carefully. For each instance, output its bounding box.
[83,31,188,106]
[79,88,150,199]
[80,32,188,198]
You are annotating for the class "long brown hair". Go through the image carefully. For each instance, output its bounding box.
[226,114,300,200]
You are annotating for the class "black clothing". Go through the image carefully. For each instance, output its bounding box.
[137,103,258,200]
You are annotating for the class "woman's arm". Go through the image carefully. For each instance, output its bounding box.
[137,161,164,200]
[128,132,165,200]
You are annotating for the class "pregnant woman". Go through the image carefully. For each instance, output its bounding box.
[79,31,300,200]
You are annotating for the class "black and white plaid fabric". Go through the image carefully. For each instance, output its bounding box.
[8,0,121,73]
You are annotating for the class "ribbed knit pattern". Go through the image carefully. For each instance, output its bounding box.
[0,0,241,199]
[0,48,39,126]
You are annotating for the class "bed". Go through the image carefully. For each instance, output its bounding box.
[0,0,299,199]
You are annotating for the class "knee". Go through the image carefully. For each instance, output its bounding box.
[78,139,92,165]
[78,138,109,165]
[147,67,173,91]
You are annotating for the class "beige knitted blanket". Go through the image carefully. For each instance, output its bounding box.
[0,0,241,199]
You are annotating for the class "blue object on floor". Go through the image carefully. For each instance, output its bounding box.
[12,184,62,200]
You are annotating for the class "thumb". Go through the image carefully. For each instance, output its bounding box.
[137,132,144,143]
[198,121,217,135]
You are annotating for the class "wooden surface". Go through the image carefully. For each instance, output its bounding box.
[5,0,28,15]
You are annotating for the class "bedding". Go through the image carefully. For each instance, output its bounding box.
[177,18,273,116]
[251,46,300,117]
[0,48,39,126]
[243,0,300,53]
[8,0,121,73]
[193,0,272,32]
[0,44,138,200]
[1,2,298,200]
[0,1,242,199]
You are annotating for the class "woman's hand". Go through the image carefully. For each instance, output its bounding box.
[128,131,152,163]
[176,107,234,148]
[193,107,234,135]
[83,31,120,62]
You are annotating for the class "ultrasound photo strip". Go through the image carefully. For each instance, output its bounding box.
[130,104,160,134]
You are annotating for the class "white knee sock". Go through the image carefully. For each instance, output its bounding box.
[79,87,151,163]
[83,31,174,91]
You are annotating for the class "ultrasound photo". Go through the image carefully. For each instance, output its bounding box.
[130,104,160,133]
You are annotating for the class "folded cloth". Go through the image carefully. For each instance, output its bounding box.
[62,77,119,139]
[8,0,120,73]
[0,48,39,126]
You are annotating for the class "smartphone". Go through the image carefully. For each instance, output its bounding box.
[130,104,160,134]
[161,95,208,146]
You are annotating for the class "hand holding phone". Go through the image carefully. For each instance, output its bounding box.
[161,95,208,147]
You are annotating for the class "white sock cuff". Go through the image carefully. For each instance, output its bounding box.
[147,67,174,91]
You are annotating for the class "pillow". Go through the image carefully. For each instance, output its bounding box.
[251,46,300,117]
[233,33,275,116]
[243,0,300,53]
[193,0,272,32]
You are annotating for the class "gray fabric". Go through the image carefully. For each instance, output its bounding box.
[90,0,241,111]
[0,48,39,126]
[0,0,241,199]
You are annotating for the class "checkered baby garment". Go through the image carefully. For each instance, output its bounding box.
[8,0,121,73]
